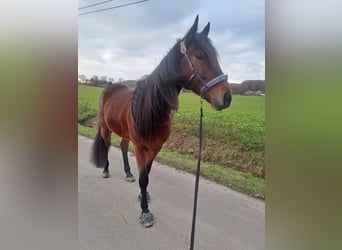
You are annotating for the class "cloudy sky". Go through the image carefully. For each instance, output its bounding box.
[78,0,264,83]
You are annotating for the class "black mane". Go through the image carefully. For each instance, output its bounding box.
[131,33,219,142]
[131,41,185,142]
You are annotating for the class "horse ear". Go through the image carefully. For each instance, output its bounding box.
[201,22,210,37]
[185,15,199,39]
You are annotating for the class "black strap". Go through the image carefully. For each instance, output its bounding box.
[190,98,204,250]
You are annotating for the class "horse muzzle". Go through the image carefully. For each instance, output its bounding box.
[200,74,232,110]
[212,91,232,110]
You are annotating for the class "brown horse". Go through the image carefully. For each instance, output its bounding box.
[90,15,232,227]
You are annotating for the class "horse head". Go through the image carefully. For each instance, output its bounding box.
[179,15,232,110]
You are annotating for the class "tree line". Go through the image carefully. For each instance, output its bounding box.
[79,74,265,95]
[230,80,265,95]
[78,74,124,87]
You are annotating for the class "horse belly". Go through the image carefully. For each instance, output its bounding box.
[102,89,133,140]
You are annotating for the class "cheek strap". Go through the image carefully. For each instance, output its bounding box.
[180,40,228,97]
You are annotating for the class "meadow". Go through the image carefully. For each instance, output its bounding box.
[78,84,265,198]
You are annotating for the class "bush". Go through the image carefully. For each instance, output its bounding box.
[78,102,97,124]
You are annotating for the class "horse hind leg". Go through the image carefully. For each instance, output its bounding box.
[120,139,135,182]
[90,127,110,170]
[100,127,111,178]
[90,126,111,178]
[102,160,110,178]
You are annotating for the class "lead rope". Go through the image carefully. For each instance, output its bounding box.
[180,39,221,249]
[190,97,204,250]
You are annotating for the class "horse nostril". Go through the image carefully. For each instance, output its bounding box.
[224,92,232,107]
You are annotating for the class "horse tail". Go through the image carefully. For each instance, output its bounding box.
[90,127,109,168]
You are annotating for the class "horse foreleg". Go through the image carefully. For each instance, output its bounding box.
[120,139,135,182]
[138,160,154,227]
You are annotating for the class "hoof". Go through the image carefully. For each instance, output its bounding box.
[138,192,150,202]
[125,175,135,182]
[140,212,154,228]
[102,172,110,178]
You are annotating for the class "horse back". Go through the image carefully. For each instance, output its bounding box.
[98,84,135,139]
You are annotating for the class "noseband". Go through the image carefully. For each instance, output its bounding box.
[180,40,228,98]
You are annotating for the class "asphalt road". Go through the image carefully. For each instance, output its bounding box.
[78,136,265,250]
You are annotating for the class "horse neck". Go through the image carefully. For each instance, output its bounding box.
[146,41,185,112]
[142,74,182,118]
[132,43,185,142]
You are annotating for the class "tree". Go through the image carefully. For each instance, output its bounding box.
[240,80,265,95]
[78,74,87,81]
[100,76,107,82]
[139,74,149,81]
[108,77,114,84]
[91,75,98,84]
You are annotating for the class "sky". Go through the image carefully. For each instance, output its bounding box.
[78,0,264,83]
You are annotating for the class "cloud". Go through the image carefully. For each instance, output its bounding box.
[78,0,265,82]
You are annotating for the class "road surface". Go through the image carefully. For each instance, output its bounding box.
[78,136,264,250]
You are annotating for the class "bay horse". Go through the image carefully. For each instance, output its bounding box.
[91,15,232,227]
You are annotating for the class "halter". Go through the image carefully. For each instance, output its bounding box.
[180,40,228,98]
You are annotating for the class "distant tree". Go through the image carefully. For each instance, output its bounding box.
[78,74,87,81]
[118,77,124,83]
[100,76,107,82]
[90,75,98,85]
[108,77,114,84]
[240,80,265,95]
[139,74,149,81]
[229,83,241,95]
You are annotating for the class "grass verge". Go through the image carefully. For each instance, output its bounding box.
[78,124,265,199]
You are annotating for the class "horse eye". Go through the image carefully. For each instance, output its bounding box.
[195,54,204,60]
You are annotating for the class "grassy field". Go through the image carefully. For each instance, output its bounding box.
[170,93,265,175]
[78,84,265,198]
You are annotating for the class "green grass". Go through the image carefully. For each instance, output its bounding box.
[78,85,102,125]
[78,85,103,110]
[78,84,265,198]
[170,94,265,177]
[175,93,265,150]
[156,150,264,197]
